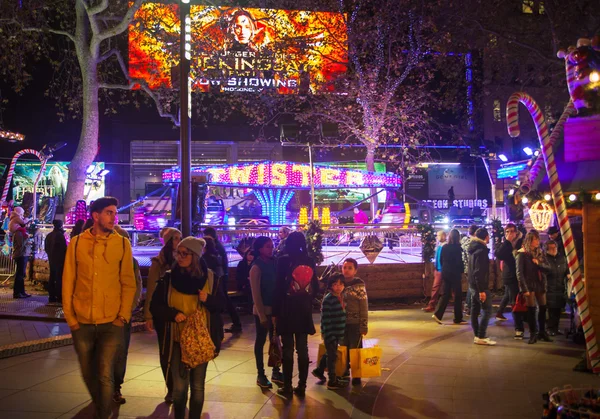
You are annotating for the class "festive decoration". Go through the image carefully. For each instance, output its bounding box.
[321,207,331,227]
[305,220,324,266]
[416,223,436,263]
[529,201,554,231]
[298,207,308,225]
[163,161,402,189]
[313,207,319,221]
[360,236,384,264]
[557,37,600,115]
[1,149,45,205]
[0,129,24,142]
[507,91,599,373]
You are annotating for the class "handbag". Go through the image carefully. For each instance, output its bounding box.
[179,308,216,369]
[268,336,283,368]
[349,341,382,378]
[317,343,348,376]
[512,293,528,313]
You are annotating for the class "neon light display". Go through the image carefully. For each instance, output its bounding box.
[130,5,348,94]
[254,189,294,225]
[162,161,402,189]
[497,164,527,179]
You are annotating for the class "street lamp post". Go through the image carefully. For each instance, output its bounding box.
[179,0,192,237]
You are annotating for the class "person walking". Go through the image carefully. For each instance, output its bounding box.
[203,227,242,333]
[44,219,67,305]
[70,219,85,239]
[461,225,478,316]
[544,240,568,336]
[273,232,319,398]
[423,230,447,312]
[236,248,254,304]
[248,236,283,388]
[432,229,466,325]
[150,237,224,419]
[494,223,524,321]
[62,197,136,419]
[144,226,181,402]
[516,230,553,344]
[494,223,526,340]
[112,225,143,405]
[468,228,496,346]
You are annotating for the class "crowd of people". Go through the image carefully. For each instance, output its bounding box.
[15,197,370,419]
[4,195,571,418]
[426,223,569,346]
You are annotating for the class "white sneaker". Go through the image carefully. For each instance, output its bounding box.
[473,337,480,344]
[475,337,497,346]
[432,314,443,325]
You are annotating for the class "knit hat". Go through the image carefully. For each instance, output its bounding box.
[160,227,182,245]
[548,226,559,235]
[178,237,206,257]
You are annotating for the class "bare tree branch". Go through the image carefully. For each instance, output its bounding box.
[0,18,76,43]
[85,0,109,16]
[95,0,144,42]
[98,47,117,63]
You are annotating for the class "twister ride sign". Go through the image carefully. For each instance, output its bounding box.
[162,161,402,190]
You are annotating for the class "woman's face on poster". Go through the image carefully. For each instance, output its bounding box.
[233,15,253,44]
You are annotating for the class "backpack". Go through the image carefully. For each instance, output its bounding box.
[286,262,315,296]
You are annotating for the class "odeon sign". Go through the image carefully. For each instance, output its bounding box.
[163,161,402,189]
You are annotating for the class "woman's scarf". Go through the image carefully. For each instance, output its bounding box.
[171,267,206,295]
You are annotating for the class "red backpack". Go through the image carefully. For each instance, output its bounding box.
[287,264,314,296]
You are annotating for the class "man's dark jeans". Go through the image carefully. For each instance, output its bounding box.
[254,315,280,377]
[281,333,309,389]
[471,289,492,339]
[13,256,26,296]
[221,278,241,327]
[316,338,340,383]
[171,342,208,419]
[72,322,124,419]
[114,322,132,391]
[345,324,362,376]
[48,265,63,302]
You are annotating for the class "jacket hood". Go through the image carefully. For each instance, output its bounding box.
[468,237,489,254]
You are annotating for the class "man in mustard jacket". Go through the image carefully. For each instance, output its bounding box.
[62,197,136,419]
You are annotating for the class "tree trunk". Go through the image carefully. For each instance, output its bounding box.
[366,146,378,219]
[64,1,99,212]
[64,60,99,211]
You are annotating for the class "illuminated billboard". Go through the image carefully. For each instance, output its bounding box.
[162,161,402,189]
[129,5,348,93]
[11,161,106,206]
[314,162,388,204]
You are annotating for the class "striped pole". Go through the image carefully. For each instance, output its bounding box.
[1,149,44,205]
[517,60,577,193]
[507,92,600,373]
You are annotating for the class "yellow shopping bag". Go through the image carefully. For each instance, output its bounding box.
[349,345,382,378]
[317,343,348,377]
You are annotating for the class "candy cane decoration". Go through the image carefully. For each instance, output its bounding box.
[507,92,600,373]
[515,59,577,193]
[1,149,45,205]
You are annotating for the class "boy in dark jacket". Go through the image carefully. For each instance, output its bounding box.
[494,223,525,338]
[341,258,368,385]
[44,219,67,305]
[312,274,347,390]
[468,228,496,346]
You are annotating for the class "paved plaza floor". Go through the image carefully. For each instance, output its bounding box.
[0,308,597,419]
